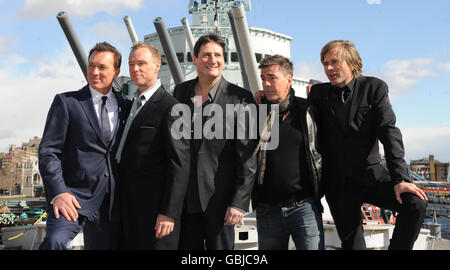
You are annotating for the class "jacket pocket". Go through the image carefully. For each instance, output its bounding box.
[352,105,372,131]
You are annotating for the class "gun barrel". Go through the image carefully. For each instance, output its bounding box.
[231,1,261,95]
[227,11,250,91]
[153,17,185,85]
[123,16,139,44]
[56,11,88,80]
[181,17,195,57]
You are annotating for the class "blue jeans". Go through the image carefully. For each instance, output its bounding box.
[256,197,324,250]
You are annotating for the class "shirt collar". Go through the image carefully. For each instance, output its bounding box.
[190,76,221,102]
[89,86,115,103]
[334,77,356,93]
[135,79,161,101]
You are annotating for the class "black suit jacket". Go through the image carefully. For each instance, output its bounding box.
[308,76,411,195]
[118,86,189,247]
[172,77,257,214]
[38,85,131,219]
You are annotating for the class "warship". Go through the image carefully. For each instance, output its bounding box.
[1,0,445,250]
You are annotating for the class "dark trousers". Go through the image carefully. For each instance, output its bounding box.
[120,218,180,250]
[39,197,120,250]
[326,178,427,250]
[178,211,235,250]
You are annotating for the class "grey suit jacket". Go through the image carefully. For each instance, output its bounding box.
[173,77,257,213]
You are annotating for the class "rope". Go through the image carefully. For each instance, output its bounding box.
[6,212,47,241]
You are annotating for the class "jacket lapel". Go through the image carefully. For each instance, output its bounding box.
[112,89,128,147]
[129,86,165,132]
[78,85,107,147]
[348,76,366,132]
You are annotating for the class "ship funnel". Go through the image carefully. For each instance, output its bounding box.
[123,16,139,44]
[231,1,261,94]
[153,17,185,85]
[227,11,250,91]
[56,11,88,80]
[181,17,195,57]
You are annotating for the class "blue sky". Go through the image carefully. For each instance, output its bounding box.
[0,0,449,163]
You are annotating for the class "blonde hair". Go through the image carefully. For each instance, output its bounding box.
[320,40,363,78]
[130,41,161,66]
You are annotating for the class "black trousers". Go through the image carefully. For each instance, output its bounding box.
[178,211,235,250]
[326,177,427,250]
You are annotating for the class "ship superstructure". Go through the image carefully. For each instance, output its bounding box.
[142,0,310,97]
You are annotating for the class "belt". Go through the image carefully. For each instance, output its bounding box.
[278,196,313,208]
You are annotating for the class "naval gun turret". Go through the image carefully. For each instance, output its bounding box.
[56,11,130,93]
[231,1,261,94]
[56,11,88,80]
[123,15,139,44]
[154,17,186,85]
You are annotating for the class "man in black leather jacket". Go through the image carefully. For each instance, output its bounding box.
[252,55,324,250]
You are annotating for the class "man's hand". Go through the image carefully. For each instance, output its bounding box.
[224,207,244,226]
[155,214,174,239]
[254,90,264,104]
[53,192,81,221]
[394,181,428,204]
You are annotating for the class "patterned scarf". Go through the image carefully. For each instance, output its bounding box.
[253,89,294,184]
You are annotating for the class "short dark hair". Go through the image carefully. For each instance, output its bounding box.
[259,55,294,76]
[88,42,122,69]
[193,33,226,58]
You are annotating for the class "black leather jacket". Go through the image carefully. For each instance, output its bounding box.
[295,96,323,209]
[253,93,323,211]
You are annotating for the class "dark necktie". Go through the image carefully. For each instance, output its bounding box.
[100,96,112,143]
[339,88,350,104]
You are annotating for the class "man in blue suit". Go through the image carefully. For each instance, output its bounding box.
[38,42,131,249]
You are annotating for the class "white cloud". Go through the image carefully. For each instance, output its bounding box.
[378,58,450,100]
[367,0,382,5]
[17,0,143,19]
[402,124,450,163]
[87,21,130,43]
[294,57,450,101]
[294,61,327,82]
[0,36,22,54]
[0,50,86,152]
[1,53,28,66]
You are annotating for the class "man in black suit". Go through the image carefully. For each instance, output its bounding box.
[173,33,256,250]
[308,40,428,249]
[38,42,131,249]
[116,42,189,250]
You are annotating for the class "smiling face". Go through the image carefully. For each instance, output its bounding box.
[322,47,354,88]
[87,51,120,94]
[260,65,292,103]
[193,41,224,81]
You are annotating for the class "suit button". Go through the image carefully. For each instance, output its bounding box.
[105,172,110,177]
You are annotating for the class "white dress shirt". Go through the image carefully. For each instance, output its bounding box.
[89,86,118,134]
[135,79,161,115]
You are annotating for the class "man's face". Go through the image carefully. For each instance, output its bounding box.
[128,47,160,93]
[260,65,292,103]
[193,42,224,80]
[322,48,354,88]
[87,51,120,94]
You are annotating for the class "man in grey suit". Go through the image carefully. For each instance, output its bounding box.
[173,33,256,250]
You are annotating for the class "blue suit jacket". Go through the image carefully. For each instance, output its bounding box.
[38,85,131,219]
